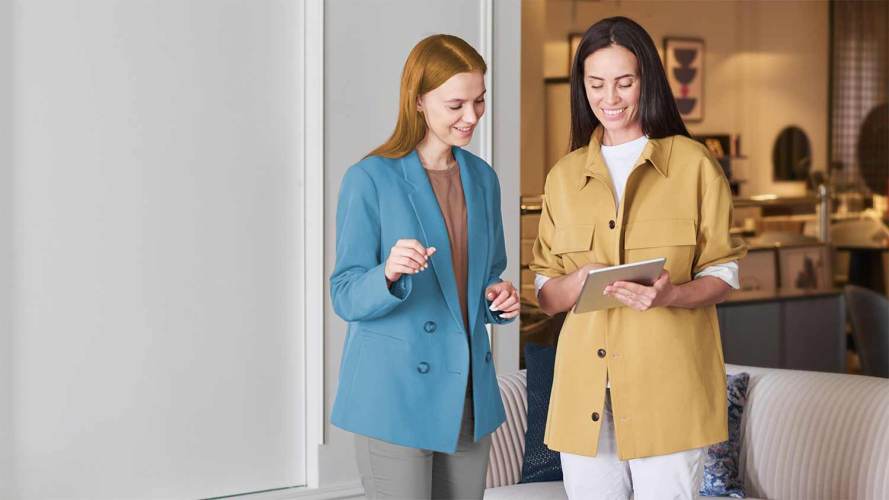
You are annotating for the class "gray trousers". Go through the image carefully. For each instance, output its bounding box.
[354,396,492,500]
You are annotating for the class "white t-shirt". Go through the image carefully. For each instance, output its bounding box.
[535,134,739,296]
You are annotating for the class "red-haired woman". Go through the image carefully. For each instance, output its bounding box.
[329,34,519,499]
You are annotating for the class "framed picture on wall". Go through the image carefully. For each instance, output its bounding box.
[778,244,832,291]
[663,37,704,122]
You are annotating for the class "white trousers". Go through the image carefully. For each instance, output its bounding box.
[560,390,705,500]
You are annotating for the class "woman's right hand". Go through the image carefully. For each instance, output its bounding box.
[384,239,437,285]
[538,262,607,315]
[569,262,607,300]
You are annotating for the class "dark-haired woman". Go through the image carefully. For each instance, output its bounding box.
[529,17,746,499]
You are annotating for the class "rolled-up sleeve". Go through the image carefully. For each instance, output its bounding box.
[695,261,740,289]
[693,173,747,274]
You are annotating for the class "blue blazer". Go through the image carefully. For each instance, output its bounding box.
[329,147,512,453]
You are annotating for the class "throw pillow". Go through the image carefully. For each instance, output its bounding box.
[700,372,751,498]
[519,342,562,483]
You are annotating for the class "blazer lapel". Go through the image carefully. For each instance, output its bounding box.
[454,148,489,331]
[401,150,465,331]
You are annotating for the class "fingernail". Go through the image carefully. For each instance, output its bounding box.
[489,304,498,311]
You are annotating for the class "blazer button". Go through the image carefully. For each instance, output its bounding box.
[591,412,600,422]
[423,321,436,333]
[608,220,616,229]
[597,348,606,358]
[485,351,493,363]
[417,362,430,374]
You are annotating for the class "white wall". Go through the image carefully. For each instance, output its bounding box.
[525,0,829,197]
[6,1,305,498]
[491,0,522,373]
[733,2,830,197]
[1,1,15,498]
[321,0,521,489]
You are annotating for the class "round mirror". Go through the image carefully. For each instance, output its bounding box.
[773,126,811,181]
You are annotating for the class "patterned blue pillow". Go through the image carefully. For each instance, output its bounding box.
[700,372,751,498]
[519,343,562,483]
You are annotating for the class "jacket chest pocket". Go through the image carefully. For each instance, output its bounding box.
[551,224,595,273]
[624,219,697,283]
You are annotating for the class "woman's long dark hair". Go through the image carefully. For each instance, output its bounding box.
[569,16,690,150]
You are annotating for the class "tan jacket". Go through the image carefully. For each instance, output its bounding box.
[530,127,747,460]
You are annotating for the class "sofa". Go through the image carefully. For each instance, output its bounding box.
[484,364,889,499]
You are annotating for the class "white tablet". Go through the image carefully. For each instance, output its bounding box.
[573,258,666,314]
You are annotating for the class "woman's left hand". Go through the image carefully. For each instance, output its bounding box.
[486,281,520,319]
[605,271,676,312]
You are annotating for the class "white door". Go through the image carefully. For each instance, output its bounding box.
[8,1,306,498]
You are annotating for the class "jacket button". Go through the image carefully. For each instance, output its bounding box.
[485,351,493,363]
[417,362,430,374]
[608,220,616,229]
[597,348,606,358]
[423,321,436,333]
[591,412,600,422]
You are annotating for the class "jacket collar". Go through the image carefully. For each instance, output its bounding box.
[577,126,673,190]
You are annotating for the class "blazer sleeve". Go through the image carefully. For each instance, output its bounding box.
[329,165,412,322]
[693,166,748,274]
[483,170,515,325]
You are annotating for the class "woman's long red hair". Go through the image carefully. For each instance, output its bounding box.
[368,34,486,159]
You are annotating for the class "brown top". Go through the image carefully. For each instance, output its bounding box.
[425,163,469,332]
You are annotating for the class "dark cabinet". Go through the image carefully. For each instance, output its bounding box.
[717,291,845,373]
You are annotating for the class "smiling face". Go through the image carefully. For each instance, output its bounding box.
[416,71,486,148]
[583,44,644,145]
